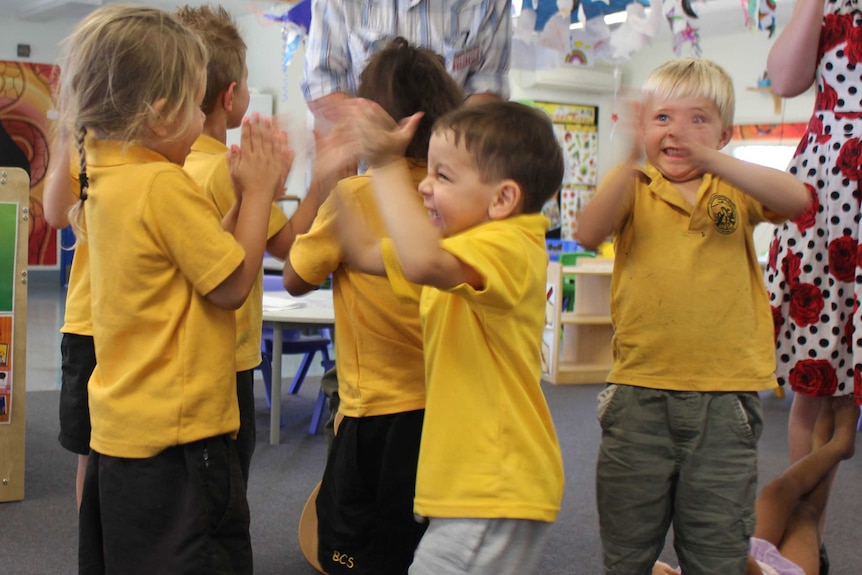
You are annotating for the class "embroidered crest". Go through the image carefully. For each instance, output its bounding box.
[707,194,738,234]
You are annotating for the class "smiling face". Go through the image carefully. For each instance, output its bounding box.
[641,94,732,184]
[419,129,501,237]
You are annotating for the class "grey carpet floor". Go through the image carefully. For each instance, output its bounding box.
[2,382,861,574]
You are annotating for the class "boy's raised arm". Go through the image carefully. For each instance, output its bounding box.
[575,161,637,251]
[344,99,482,290]
[691,145,810,218]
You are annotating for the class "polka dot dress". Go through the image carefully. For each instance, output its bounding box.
[766,0,862,401]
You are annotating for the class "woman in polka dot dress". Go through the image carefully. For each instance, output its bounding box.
[765,0,861,469]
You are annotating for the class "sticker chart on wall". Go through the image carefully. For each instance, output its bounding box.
[531,101,598,240]
[0,202,17,423]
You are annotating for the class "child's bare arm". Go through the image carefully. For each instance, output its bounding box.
[575,102,641,251]
[267,124,355,259]
[334,189,384,276]
[206,115,290,309]
[688,144,810,218]
[345,99,482,289]
[575,161,637,251]
[43,133,76,229]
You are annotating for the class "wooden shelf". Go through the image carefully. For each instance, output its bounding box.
[561,312,612,325]
[541,260,614,385]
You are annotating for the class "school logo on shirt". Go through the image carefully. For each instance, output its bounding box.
[707,194,738,234]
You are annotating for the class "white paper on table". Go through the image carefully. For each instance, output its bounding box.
[262,295,307,311]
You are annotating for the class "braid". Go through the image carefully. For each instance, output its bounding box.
[75,125,89,201]
[68,124,88,242]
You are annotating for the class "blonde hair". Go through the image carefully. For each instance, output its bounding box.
[57,3,207,238]
[175,4,246,115]
[642,58,735,129]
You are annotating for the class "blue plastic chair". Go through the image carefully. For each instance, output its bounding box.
[259,274,333,434]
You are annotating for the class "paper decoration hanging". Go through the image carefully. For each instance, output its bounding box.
[261,0,312,99]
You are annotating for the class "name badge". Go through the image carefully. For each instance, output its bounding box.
[451,45,480,72]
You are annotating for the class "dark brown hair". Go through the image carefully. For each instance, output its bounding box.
[433,102,564,214]
[357,37,463,161]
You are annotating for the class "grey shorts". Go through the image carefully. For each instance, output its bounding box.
[408,517,551,575]
[596,384,762,575]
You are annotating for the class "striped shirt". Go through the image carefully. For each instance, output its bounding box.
[302,0,511,102]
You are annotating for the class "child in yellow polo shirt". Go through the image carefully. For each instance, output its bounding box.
[337,100,566,575]
[285,38,463,575]
[576,58,811,575]
[177,4,342,484]
[56,5,290,573]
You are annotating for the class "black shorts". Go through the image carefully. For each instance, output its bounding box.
[235,368,256,487]
[317,409,427,575]
[79,435,252,575]
[58,333,95,455]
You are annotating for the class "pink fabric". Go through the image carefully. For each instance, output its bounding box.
[749,537,805,575]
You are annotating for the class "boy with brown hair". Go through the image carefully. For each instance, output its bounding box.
[337,100,566,575]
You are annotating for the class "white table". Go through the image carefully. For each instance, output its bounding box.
[263,256,285,273]
[262,290,335,445]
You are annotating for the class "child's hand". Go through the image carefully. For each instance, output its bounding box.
[340,98,423,167]
[273,121,295,201]
[228,113,292,202]
[620,98,645,162]
[652,561,679,575]
[312,123,360,200]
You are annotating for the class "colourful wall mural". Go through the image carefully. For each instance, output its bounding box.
[0,61,59,267]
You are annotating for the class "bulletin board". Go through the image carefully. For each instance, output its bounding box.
[528,101,599,240]
[0,167,29,502]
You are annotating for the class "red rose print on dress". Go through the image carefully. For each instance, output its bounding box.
[836,138,861,181]
[789,359,838,396]
[844,299,858,353]
[828,236,858,282]
[782,249,802,284]
[846,22,862,66]
[772,305,784,344]
[821,14,852,56]
[816,79,839,111]
[855,369,862,404]
[768,236,780,272]
[789,282,824,326]
[793,185,819,233]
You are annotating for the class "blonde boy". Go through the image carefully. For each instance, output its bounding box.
[576,58,811,574]
[339,101,565,575]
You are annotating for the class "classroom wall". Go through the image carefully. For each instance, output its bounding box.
[0,12,817,190]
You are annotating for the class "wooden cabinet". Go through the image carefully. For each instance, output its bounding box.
[541,259,614,385]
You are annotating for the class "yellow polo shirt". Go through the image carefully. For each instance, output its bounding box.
[184,134,289,371]
[383,214,564,522]
[288,164,426,417]
[84,139,245,458]
[60,165,92,337]
[608,162,784,392]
